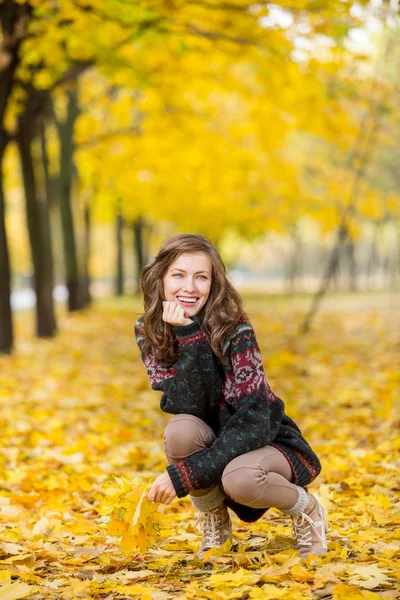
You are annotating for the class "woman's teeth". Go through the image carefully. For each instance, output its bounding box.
[177,297,198,305]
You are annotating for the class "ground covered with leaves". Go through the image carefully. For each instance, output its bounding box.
[0,292,399,599]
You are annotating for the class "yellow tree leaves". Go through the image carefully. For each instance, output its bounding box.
[0,570,33,600]
[4,0,398,255]
[99,476,162,554]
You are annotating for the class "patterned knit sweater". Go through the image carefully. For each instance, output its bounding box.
[134,315,322,523]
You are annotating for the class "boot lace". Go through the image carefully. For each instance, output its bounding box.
[195,508,225,547]
[291,512,324,548]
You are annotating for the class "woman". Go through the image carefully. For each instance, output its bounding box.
[134,233,328,560]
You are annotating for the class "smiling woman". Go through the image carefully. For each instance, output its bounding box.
[163,252,212,315]
[134,233,328,561]
[137,235,245,367]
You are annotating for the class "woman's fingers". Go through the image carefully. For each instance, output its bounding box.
[163,301,171,321]
[171,302,183,320]
[163,302,174,324]
[162,301,186,325]
[148,490,159,503]
[160,493,173,504]
[148,486,166,503]
[147,481,159,501]
[148,488,174,504]
[147,472,176,504]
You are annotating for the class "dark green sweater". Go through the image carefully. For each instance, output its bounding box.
[135,315,322,522]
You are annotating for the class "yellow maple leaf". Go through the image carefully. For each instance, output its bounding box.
[0,582,34,600]
[209,567,260,587]
[100,476,162,554]
[107,519,127,537]
[200,537,232,561]
[127,485,161,553]
[332,583,382,600]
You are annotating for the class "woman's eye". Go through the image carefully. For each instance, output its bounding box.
[171,273,206,279]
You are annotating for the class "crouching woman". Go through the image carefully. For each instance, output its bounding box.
[134,234,328,560]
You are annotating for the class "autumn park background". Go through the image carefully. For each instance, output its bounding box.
[0,0,399,599]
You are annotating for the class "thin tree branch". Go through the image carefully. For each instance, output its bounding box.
[77,125,141,150]
[300,36,393,333]
[181,22,259,46]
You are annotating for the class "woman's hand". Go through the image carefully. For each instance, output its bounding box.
[147,471,177,505]
[162,301,192,327]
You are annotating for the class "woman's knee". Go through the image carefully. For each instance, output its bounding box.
[163,414,216,460]
[221,466,264,506]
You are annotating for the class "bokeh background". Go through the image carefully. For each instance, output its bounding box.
[1,0,400,351]
[1,3,400,598]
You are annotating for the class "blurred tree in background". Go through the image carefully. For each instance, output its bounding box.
[1,0,399,353]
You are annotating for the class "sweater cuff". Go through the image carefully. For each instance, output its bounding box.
[172,318,202,340]
[166,463,191,498]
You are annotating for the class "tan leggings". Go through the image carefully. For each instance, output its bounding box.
[163,414,300,510]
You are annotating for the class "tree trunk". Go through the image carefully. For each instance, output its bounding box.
[57,87,83,311]
[116,211,124,296]
[286,225,302,293]
[366,221,380,286]
[331,253,341,291]
[0,1,32,353]
[35,121,57,295]
[133,216,145,294]
[81,202,91,305]
[301,223,347,333]
[397,223,400,289]
[16,126,57,338]
[39,115,53,206]
[0,140,13,353]
[345,236,357,291]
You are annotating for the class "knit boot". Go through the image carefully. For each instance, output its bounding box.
[190,486,232,559]
[281,486,329,559]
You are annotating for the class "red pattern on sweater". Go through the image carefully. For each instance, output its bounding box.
[135,315,322,509]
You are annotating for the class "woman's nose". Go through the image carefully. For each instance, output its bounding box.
[182,278,196,291]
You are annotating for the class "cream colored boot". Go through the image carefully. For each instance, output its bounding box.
[194,503,232,559]
[290,493,329,558]
[190,486,232,559]
[282,486,329,559]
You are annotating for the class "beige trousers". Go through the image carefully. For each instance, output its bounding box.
[163,413,300,510]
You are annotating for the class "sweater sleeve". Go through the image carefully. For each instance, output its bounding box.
[166,323,285,497]
[134,316,223,419]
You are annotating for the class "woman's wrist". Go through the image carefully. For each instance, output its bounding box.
[181,318,193,326]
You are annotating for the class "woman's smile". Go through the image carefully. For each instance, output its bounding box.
[176,295,199,307]
[163,252,212,316]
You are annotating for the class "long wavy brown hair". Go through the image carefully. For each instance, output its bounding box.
[140,234,248,366]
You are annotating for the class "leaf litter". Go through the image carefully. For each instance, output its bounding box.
[0,293,399,598]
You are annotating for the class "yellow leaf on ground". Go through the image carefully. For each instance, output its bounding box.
[261,555,301,578]
[349,564,389,590]
[0,582,33,600]
[290,562,314,582]
[0,570,11,584]
[332,583,382,599]
[209,568,260,587]
[200,538,232,560]
[249,584,289,598]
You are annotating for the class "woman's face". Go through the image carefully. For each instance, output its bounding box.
[163,251,212,317]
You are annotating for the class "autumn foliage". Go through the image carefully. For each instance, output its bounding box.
[0,293,398,598]
[1,0,400,354]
